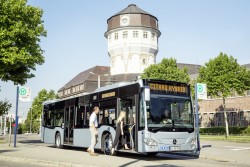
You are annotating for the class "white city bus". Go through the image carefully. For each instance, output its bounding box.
[41,79,200,157]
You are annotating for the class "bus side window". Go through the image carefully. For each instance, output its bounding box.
[99,109,104,124]
[75,106,84,128]
[86,110,90,127]
[109,109,116,126]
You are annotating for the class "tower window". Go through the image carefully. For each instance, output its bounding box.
[114,33,118,40]
[142,59,146,65]
[143,31,148,38]
[108,35,111,42]
[133,31,138,38]
[123,31,128,38]
[151,33,155,40]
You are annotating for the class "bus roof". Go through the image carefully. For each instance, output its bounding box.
[93,81,138,93]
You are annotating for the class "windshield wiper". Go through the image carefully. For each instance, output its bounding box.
[151,125,172,132]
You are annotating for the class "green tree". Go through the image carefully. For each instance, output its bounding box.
[0,99,12,116]
[0,0,47,85]
[18,123,26,134]
[197,52,250,137]
[141,57,190,83]
[26,89,58,133]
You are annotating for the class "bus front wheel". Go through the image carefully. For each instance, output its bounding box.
[146,152,158,156]
[55,133,63,148]
[102,133,113,155]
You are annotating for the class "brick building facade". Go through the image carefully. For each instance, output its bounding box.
[199,95,250,127]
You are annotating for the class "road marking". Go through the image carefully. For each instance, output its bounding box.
[225,146,250,151]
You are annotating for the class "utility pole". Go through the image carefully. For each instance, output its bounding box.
[30,108,32,133]
[9,115,12,146]
[90,72,109,88]
[3,115,6,136]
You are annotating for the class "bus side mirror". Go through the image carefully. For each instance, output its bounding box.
[144,87,150,101]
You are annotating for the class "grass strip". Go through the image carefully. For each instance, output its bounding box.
[200,135,250,143]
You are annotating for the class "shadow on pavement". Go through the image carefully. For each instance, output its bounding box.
[0,149,16,154]
[19,140,43,144]
[117,159,180,167]
[48,144,195,164]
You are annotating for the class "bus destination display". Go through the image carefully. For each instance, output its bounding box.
[149,83,189,95]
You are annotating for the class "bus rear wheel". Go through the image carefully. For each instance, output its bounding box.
[102,133,113,155]
[55,133,63,148]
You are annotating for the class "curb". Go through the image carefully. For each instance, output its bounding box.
[0,155,100,167]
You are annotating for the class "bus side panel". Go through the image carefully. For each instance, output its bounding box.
[73,126,116,149]
[41,127,63,144]
[137,130,147,153]
[73,128,91,147]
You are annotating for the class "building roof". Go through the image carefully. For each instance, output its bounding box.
[242,64,250,70]
[58,63,201,93]
[58,66,110,91]
[108,4,157,21]
[177,63,201,75]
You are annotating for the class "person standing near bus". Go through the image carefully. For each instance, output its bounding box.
[87,106,100,156]
[111,111,129,155]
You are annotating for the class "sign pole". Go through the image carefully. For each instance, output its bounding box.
[195,83,200,151]
[14,86,19,147]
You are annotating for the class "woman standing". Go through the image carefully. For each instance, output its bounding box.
[111,111,129,154]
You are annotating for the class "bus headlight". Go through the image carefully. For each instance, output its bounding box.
[190,138,196,145]
[189,138,196,150]
[143,138,157,146]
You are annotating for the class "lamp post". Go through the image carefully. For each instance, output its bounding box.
[90,72,109,88]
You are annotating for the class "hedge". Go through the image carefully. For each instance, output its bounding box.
[200,126,250,135]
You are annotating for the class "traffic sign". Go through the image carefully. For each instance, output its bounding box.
[19,87,31,102]
[196,83,207,100]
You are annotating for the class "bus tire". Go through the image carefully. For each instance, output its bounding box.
[55,133,63,149]
[146,152,158,156]
[191,150,200,159]
[102,133,113,155]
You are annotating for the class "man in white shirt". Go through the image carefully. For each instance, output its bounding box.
[87,106,100,156]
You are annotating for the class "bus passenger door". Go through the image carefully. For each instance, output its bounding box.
[64,106,74,144]
[120,99,134,150]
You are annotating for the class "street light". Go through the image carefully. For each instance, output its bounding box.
[90,72,109,88]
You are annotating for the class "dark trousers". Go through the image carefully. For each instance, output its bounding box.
[112,126,127,149]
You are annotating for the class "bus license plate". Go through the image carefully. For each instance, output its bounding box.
[170,146,181,150]
[159,146,170,151]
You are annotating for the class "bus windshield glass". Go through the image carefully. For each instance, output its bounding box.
[147,94,194,132]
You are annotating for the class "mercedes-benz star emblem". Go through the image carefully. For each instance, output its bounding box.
[173,139,177,145]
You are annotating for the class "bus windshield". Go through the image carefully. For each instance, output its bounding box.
[147,94,194,132]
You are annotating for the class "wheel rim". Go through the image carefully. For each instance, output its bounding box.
[104,134,112,155]
[56,135,60,147]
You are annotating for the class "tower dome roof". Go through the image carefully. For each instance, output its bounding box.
[109,4,157,20]
[105,4,160,35]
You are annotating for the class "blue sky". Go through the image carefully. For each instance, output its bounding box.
[0,0,250,118]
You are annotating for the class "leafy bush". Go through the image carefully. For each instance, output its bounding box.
[18,123,27,134]
[242,126,250,135]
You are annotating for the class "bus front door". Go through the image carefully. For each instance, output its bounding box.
[64,106,74,145]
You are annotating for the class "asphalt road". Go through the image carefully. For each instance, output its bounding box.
[1,134,250,167]
[0,161,45,167]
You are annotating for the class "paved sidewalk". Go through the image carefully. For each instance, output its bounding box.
[0,134,164,167]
